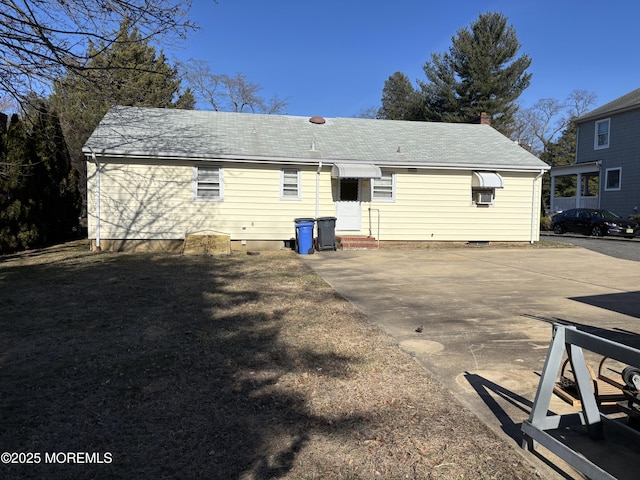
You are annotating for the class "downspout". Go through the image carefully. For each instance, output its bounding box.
[88,147,101,252]
[315,161,322,218]
[530,169,545,244]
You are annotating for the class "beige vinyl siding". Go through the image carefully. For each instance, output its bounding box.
[87,160,542,243]
[361,169,541,241]
[87,160,331,241]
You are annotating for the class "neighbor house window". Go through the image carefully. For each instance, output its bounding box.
[280,168,301,200]
[604,167,621,191]
[372,172,395,201]
[594,119,610,149]
[195,166,223,200]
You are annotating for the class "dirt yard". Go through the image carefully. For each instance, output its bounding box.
[0,241,545,479]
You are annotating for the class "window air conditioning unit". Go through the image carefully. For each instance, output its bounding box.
[474,191,493,205]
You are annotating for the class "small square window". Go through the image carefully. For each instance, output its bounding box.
[604,167,621,191]
[372,172,395,202]
[594,119,610,149]
[281,168,301,200]
[195,166,223,200]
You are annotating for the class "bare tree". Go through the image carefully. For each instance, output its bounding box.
[513,89,597,156]
[182,60,288,114]
[1,0,197,104]
[565,89,598,118]
[0,95,18,115]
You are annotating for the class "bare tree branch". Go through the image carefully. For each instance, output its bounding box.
[566,89,597,119]
[512,89,597,156]
[0,0,197,104]
[181,60,288,114]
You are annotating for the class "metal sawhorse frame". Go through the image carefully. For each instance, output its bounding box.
[521,323,640,480]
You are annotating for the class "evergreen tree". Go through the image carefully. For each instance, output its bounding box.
[0,102,81,253]
[378,72,422,121]
[0,114,38,252]
[29,101,82,244]
[51,18,194,215]
[540,121,586,209]
[419,12,532,133]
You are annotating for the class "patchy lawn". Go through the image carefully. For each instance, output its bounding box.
[0,241,543,479]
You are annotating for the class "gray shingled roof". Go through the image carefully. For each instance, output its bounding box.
[83,106,549,171]
[576,88,640,123]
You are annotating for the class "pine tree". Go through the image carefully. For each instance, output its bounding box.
[420,12,531,132]
[51,18,194,215]
[0,103,81,253]
[29,101,81,244]
[378,72,422,121]
[0,114,38,252]
[540,122,582,208]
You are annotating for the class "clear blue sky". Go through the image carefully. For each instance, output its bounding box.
[175,0,640,117]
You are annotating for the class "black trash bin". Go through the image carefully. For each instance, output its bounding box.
[315,217,337,251]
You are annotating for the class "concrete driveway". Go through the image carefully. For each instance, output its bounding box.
[303,246,640,480]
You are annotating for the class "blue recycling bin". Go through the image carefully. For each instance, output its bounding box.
[294,218,315,255]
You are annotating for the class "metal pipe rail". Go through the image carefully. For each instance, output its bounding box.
[368,208,380,248]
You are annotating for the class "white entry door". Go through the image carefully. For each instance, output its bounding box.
[335,178,361,231]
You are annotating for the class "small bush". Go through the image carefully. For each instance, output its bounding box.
[540,216,553,231]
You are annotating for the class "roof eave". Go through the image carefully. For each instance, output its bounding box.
[83,148,549,172]
[576,104,640,123]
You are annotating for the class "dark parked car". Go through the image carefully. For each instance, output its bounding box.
[551,208,638,238]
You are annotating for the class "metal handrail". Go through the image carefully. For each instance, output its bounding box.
[368,208,380,248]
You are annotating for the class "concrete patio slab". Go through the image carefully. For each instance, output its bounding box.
[303,247,640,480]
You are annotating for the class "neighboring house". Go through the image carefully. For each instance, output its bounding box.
[550,88,640,216]
[83,106,549,252]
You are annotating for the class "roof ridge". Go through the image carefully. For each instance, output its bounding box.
[577,87,640,122]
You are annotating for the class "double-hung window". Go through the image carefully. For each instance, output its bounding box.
[372,171,395,202]
[281,168,301,200]
[195,166,223,200]
[594,119,610,149]
[604,167,621,191]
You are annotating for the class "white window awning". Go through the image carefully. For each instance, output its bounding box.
[473,171,504,189]
[331,163,382,179]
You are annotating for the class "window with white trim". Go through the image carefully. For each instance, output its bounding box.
[594,119,610,149]
[195,166,223,200]
[604,167,621,191]
[280,168,301,200]
[372,171,395,201]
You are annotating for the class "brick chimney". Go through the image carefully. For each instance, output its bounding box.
[479,112,491,125]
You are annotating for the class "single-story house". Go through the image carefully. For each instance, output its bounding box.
[83,106,549,252]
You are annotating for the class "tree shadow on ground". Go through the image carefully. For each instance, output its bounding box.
[463,372,579,480]
[0,251,366,479]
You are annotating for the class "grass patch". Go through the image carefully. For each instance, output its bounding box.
[1,241,541,479]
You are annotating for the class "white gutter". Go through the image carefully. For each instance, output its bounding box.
[84,150,548,173]
[88,148,101,251]
[315,161,322,218]
[530,169,545,244]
